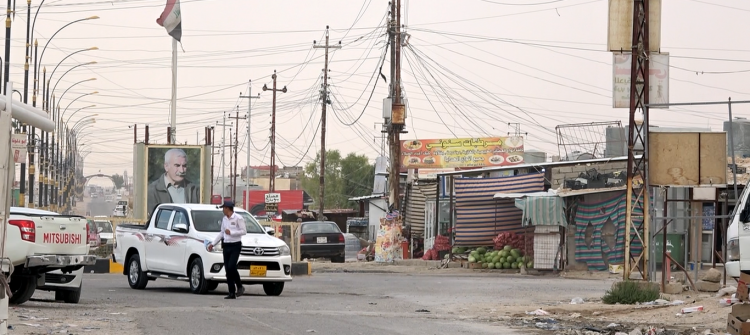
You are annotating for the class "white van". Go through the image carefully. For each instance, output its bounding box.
[726,184,749,278]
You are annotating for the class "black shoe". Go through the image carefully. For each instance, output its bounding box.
[224,294,236,299]
[237,286,245,297]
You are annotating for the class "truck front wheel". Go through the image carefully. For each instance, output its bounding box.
[127,255,148,290]
[189,258,209,295]
[9,274,36,305]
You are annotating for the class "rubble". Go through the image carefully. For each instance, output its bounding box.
[700,268,722,283]
[695,280,722,292]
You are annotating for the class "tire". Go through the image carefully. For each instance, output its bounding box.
[206,281,219,291]
[189,258,209,295]
[55,282,82,304]
[262,282,284,296]
[127,255,149,290]
[9,274,36,305]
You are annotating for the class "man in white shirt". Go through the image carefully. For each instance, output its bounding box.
[208,200,247,299]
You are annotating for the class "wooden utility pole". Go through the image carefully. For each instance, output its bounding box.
[229,105,245,201]
[313,26,341,220]
[262,71,287,193]
[387,0,406,211]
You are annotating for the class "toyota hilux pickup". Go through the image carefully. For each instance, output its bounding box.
[6,207,97,304]
[113,204,292,296]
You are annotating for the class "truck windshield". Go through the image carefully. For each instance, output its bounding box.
[191,211,265,234]
[95,221,113,233]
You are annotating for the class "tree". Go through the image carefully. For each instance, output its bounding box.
[301,150,374,210]
[111,174,125,189]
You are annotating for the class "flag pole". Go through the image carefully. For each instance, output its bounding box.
[170,37,177,144]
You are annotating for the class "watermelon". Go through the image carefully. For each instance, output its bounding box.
[503,262,510,269]
[482,263,489,269]
[503,245,512,251]
[468,256,476,263]
[510,249,520,258]
[506,256,515,263]
[511,262,518,269]
[527,261,534,269]
[495,262,502,269]
[476,247,487,254]
[488,262,495,269]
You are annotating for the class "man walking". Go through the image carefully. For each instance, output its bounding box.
[208,200,247,299]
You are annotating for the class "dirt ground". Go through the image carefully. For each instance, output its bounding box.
[311,260,734,334]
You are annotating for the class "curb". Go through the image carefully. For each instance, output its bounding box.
[86,258,309,276]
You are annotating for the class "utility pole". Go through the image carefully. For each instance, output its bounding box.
[240,81,260,209]
[262,71,287,193]
[229,131,233,198]
[215,116,233,199]
[506,123,528,138]
[313,26,341,220]
[229,105,245,202]
[387,0,406,212]
[623,0,650,281]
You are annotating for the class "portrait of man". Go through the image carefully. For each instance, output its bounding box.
[147,147,201,217]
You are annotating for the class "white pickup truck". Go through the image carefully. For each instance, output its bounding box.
[6,207,97,304]
[727,182,750,278]
[113,204,292,296]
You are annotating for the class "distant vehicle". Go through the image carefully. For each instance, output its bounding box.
[87,219,101,249]
[92,217,114,245]
[113,204,292,296]
[91,193,98,199]
[112,205,127,217]
[299,221,345,263]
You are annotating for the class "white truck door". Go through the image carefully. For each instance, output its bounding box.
[144,208,175,271]
[162,209,191,275]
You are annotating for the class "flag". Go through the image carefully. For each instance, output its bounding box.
[156,0,182,42]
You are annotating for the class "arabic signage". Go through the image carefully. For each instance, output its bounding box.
[11,133,27,164]
[613,52,669,108]
[417,168,456,180]
[401,137,524,169]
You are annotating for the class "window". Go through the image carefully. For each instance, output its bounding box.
[172,211,189,232]
[155,209,173,230]
[94,221,113,233]
[301,222,341,234]
[190,210,265,234]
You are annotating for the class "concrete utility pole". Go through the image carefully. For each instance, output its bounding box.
[240,81,260,209]
[262,71,287,193]
[387,0,406,211]
[623,0,651,281]
[229,105,245,201]
[216,113,232,198]
[313,26,341,220]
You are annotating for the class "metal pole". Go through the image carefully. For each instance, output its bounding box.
[221,113,226,198]
[234,106,239,200]
[240,83,259,209]
[728,97,739,199]
[170,38,177,144]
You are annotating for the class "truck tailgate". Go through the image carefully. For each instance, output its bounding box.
[16,214,88,255]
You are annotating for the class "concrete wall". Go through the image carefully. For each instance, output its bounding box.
[550,161,628,189]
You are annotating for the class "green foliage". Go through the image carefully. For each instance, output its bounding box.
[601,281,660,305]
[111,174,125,189]
[301,150,374,210]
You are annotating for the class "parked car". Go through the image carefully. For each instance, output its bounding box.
[113,204,293,296]
[37,268,84,304]
[6,207,96,304]
[299,221,345,263]
[113,205,127,217]
[87,219,101,249]
[93,217,114,245]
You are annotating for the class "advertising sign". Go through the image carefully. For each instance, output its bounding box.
[417,168,455,180]
[648,132,727,187]
[613,52,669,108]
[144,145,205,218]
[400,137,524,169]
[265,193,281,204]
[11,133,27,164]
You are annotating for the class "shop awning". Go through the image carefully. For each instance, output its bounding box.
[514,196,568,226]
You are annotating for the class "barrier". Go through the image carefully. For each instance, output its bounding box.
[259,221,302,262]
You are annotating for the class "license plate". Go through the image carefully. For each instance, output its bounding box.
[250,265,267,277]
[317,237,327,243]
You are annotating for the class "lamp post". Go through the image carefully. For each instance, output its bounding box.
[27,15,99,209]
[61,117,94,209]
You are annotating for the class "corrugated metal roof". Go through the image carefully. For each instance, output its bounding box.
[348,194,386,201]
[556,186,626,197]
[435,155,637,177]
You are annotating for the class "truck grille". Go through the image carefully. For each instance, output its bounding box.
[240,246,279,257]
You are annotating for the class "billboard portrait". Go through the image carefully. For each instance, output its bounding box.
[145,145,205,217]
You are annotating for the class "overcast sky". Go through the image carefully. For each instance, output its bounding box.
[6,0,750,187]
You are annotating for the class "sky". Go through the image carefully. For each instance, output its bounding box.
[5,0,750,188]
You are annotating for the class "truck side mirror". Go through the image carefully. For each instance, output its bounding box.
[173,223,189,233]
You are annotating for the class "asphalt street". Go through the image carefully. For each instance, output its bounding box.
[87,196,116,216]
[13,270,616,335]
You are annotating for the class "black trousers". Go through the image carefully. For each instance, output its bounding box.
[222,241,242,294]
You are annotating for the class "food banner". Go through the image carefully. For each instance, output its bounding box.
[401,137,524,169]
[375,211,404,262]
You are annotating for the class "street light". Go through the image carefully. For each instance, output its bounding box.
[64,105,96,126]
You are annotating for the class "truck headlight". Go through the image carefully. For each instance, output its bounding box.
[728,238,740,261]
[279,245,290,256]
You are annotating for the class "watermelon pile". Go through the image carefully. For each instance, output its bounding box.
[467,245,533,270]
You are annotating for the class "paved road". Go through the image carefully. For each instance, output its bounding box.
[87,196,116,216]
[9,271,614,334]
